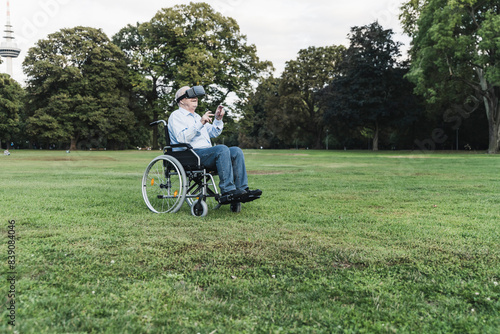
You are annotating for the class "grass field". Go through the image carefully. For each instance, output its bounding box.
[1,149,499,333]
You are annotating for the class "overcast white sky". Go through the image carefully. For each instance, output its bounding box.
[3,0,410,84]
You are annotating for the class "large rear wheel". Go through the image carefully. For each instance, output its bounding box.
[142,155,187,213]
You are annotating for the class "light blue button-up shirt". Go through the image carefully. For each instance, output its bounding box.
[167,107,224,149]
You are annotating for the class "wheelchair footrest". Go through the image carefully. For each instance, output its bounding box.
[218,192,260,205]
[239,194,260,203]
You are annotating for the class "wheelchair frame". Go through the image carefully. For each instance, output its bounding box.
[141,120,241,216]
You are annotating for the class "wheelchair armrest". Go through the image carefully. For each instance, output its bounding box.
[165,143,193,152]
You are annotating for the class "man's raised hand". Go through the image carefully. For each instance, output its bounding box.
[201,111,214,125]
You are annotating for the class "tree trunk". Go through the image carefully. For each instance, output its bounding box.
[70,137,78,151]
[485,94,500,154]
[314,130,323,149]
[487,121,498,154]
[151,79,160,150]
[152,110,159,150]
[477,68,499,154]
[372,120,379,151]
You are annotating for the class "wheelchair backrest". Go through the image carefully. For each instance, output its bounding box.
[150,119,204,170]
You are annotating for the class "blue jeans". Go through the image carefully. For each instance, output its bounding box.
[194,145,248,194]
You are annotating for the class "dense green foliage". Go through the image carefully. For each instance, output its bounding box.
[238,76,284,149]
[112,2,272,149]
[401,0,500,153]
[320,22,420,151]
[0,2,496,152]
[0,73,24,148]
[1,150,499,332]
[267,46,345,148]
[22,27,134,150]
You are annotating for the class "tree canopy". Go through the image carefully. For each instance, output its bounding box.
[238,76,282,149]
[321,22,419,150]
[23,26,134,150]
[266,45,345,148]
[0,73,24,148]
[113,2,273,148]
[5,2,495,152]
[401,0,500,153]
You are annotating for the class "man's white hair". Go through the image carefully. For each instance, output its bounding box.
[175,86,190,105]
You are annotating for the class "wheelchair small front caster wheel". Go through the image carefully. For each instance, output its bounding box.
[230,202,241,213]
[191,199,208,217]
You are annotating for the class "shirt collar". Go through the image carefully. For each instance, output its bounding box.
[178,107,197,117]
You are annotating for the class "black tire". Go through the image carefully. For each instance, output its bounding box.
[191,199,208,217]
[230,202,241,213]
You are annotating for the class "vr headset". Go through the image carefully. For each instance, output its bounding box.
[176,86,205,103]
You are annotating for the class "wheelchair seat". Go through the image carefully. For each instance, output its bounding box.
[168,146,202,170]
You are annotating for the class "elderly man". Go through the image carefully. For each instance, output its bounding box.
[167,86,261,205]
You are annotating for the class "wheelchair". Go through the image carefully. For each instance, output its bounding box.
[141,120,242,216]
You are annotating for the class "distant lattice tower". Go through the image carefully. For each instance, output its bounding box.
[0,0,20,77]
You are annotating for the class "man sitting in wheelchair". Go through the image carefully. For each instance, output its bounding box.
[167,85,262,205]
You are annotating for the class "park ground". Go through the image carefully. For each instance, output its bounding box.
[1,149,499,333]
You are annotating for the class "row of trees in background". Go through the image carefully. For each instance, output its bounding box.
[0,1,498,153]
[239,23,421,151]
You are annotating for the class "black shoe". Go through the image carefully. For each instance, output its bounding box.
[226,189,247,197]
[240,188,261,203]
[244,188,262,196]
[218,189,247,204]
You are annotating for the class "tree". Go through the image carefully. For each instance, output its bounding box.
[401,0,500,153]
[23,26,134,150]
[112,23,168,150]
[0,73,24,149]
[238,76,282,148]
[113,3,273,148]
[321,22,416,150]
[268,45,345,148]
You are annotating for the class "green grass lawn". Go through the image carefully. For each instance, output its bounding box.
[1,149,499,333]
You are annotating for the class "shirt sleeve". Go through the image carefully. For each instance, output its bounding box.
[207,119,224,138]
